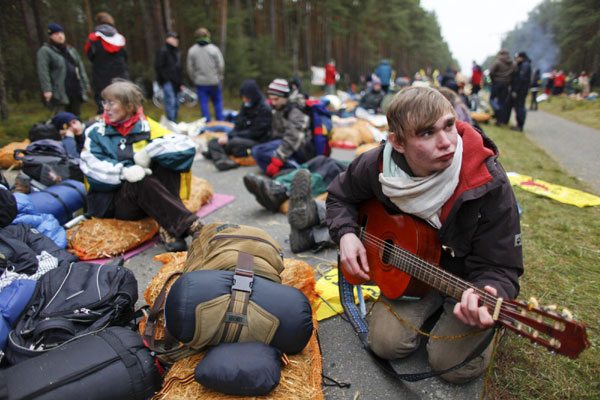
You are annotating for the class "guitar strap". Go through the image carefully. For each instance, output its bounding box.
[337,256,497,382]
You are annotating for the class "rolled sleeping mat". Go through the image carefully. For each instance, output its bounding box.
[164,270,313,355]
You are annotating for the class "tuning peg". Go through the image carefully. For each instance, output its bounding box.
[528,297,539,310]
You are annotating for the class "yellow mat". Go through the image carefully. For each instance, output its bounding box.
[507,172,600,207]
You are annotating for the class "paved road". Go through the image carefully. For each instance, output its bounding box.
[525,110,600,195]
[119,150,485,400]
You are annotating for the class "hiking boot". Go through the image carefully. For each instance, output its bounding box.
[214,158,239,171]
[289,228,315,253]
[288,169,318,230]
[509,125,523,132]
[256,178,288,212]
[243,173,261,197]
[244,173,288,212]
[186,218,204,239]
[12,173,31,194]
[159,227,188,252]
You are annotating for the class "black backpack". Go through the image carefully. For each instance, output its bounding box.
[28,122,61,142]
[4,260,138,365]
[13,140,83,186]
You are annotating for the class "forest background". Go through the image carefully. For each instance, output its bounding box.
[0,0,598,122]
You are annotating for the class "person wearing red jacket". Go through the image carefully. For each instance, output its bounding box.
[85,12,129,115]
[324,59,337,95]
[552,71,565,95]
[325,86,523,383]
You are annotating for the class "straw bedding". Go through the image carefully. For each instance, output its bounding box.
[143,255,323,399]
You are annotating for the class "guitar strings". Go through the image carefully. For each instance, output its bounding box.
[358,231,528,328]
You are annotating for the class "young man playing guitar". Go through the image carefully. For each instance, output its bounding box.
[326,86,524,383]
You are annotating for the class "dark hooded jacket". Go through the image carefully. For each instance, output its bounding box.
[85,24,129,91]
[155,42,183,88]
[490,52,515,84]
[228,80,272,142]
[326,121,523,300]
[511,56,532,95]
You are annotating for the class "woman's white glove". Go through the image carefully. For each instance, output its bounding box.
[133,148,152,168]
[121,165,152,183]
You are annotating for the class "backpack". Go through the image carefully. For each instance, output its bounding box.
[142,223,313,364]
[4,260,138,365]
[304,99,332,157]
[28,122,61,142]
[13,139,83,186]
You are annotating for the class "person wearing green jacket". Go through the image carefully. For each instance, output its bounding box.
[37,23,90,116]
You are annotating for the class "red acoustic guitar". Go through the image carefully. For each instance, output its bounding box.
[341,199,589,359]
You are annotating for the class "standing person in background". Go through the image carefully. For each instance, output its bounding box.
[324,59,337,95]
[85,12,129,115]
[552,71,565,96]
[529,69,541,111]
[489,49,514,125]
[579,71,590,98]
[470,61,483,110]
[187,27,225,122]
[155,32,183,123]
[37,23,90,116]
[374,60,392,93]
[502,52,531,132]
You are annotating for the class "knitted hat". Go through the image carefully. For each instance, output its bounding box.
[47,23,64,35]
[371,75,381,85]
[166,32,179,39]
[267,79,290,97]
[51,112,79,131]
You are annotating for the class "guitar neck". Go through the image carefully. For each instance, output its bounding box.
[390,243,481,302]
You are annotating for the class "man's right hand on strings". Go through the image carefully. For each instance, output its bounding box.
[339,232,370,281]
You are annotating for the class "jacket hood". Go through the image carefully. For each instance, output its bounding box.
[239,79,264,104]
[498,52,513,65]
[96,24,117,36]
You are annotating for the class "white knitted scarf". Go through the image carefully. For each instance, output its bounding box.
[379,136,463,229]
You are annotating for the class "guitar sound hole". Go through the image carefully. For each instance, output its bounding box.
[382,239,394,264]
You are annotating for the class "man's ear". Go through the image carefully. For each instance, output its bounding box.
[388,132,406,154]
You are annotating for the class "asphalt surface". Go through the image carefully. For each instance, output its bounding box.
[120,147,486,400]
[524,110,600,195]
[5,110,597,399]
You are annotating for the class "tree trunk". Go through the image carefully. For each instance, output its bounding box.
[220,0,227,58]
[84,0,93,33]
[245,0,255,38]
[138,0,155,63]
[269,0,276,54]
[304,0,311,70]
[163,0,173,32]
[150,0,166,41]
[19,0,40,70]
[31,0,45,46]
[0,35,8,120]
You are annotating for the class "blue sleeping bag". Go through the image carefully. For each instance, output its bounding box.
[12,193,67,248]
[0,279,37,353]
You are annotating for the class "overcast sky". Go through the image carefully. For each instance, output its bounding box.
[420,0,544,74]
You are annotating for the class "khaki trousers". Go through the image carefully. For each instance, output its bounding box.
[368,289,494,383]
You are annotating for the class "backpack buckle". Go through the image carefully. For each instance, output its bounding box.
[232,270,254,293]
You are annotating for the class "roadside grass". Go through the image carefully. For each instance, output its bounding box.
[538,96,600,131]
[484,124,599,399]
[0,96,240,147]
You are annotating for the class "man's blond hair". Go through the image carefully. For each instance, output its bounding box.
[101,79,144,112]
[386,86,456,143]
[194,27,210,39]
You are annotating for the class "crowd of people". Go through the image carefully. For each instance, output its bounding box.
[12,11,596,389]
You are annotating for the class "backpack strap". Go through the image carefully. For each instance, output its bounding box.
[220,251,254,343]
[142,271,182,352]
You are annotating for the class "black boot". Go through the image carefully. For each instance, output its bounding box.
[289,228,315,253]
[288,169,319,230]
[214,158,239,171]
[243,173,288,212]
[159,227,188,252]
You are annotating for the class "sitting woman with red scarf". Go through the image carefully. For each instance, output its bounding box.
[79,79,203,252]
